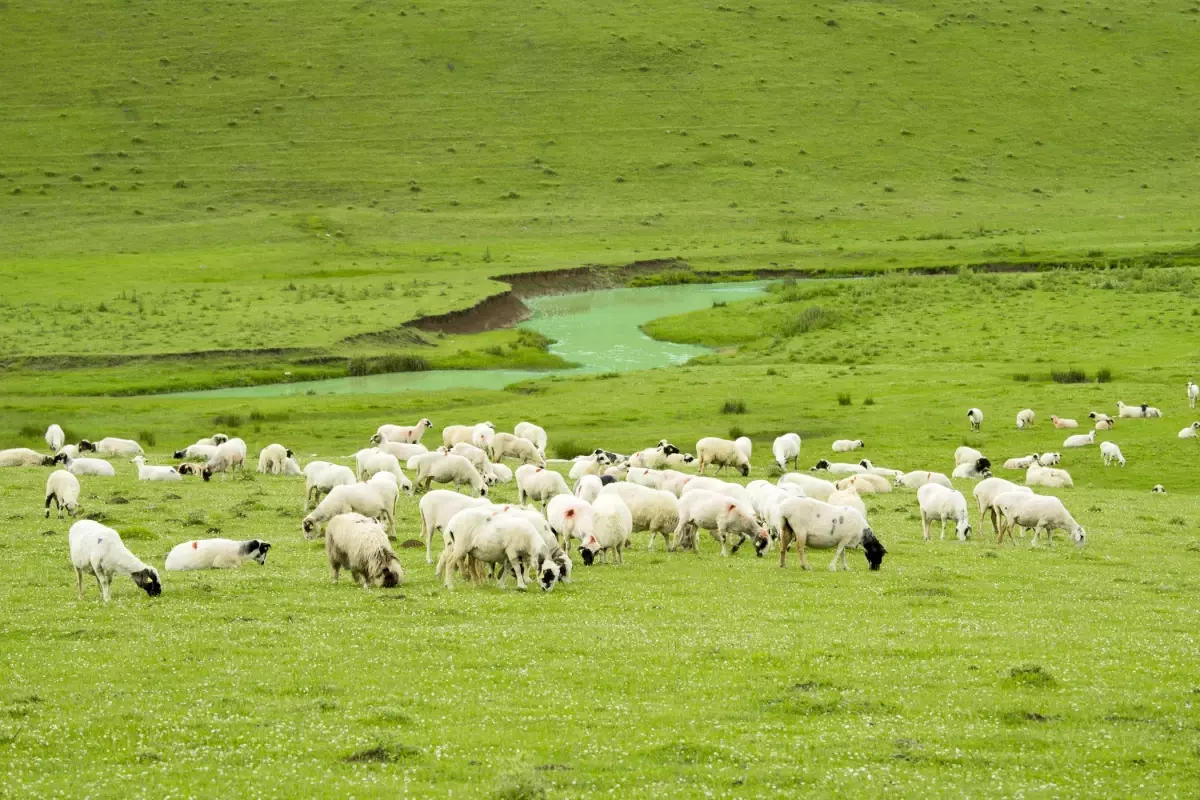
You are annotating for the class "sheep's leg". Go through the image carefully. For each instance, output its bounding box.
[690,524,701,554]
[829,543,847,572]
[423,524,434,565]
[1030,526,1041,547]
[920,512,930,542]
[669,521,686,552]
[840,548,850,570]
[797,540,812,571]
[354,570,371,589]
[442,555,457,590]
[939,518,947,541]
[75,568,84,600]
[330,563,340,583]
[509,553,527,591]
[615,543,624,565]
[98,572,111,603]
[778,526,791,568]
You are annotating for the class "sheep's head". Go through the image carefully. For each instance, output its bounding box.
[1152,484,1166,493]
[285,448,294,458]
[1072,526,1087,547]
[975,457,991,473]
[578,534,600,566]
[477,484,489,498]
[173,448,187,458]
[739,463,750,477]
[380,558,403,588]
[212,434,228,444]
[369,433,383,445]
[302,517,318,539]
[956,518,971,541]
[40,455,56,466]
[754,526,770,557]
[862,529,887,570]
[812,459,831,472]
[132,568,162,597]
[78,439,95,452]
[201,467,213,482]
[420,418,433,428]
[538,558,561,592]
[855,440,865,449]
[660,443,680,457]
[244,540,271,564]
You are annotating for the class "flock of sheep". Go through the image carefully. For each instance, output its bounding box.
[4,381,1196,601]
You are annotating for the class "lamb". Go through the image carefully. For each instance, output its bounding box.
[775,497,886,571]
[1051,415,1079,429]
[193,433,229,447]
[1179,422,1200,439]
[358,451,414,494]
[1025,463,1073,489]
[303,482,396,539]
[1189,381,1199,410]
[680,476,751,504]
[491,432,547,466]
[69,520,161,602]
[165,538,271,570]
[1002,454,1041,470]
[972,477,1033,535]
[78,437,144,457]
[447,442,497,483]
[176,463,205,477]
[810,459,865,475]
[779,472,837,502]
[578,492,633,565]
[514,421,548,455]
[418,490,491,564]
[1152,484,1166,494]
[573,474,605,503]
[857,459,904,480]
[834,473,891,494]
[967,407,983,431]
[547,494,596,549]
[256,443,293,474]
[664,451,697,469]
[569,452,611,480]
[201,438,247,481]
[1003,495,1086,547]
[831,439,865,452]
[515,464,569,509]
[917,484,971,541]
[438,507,549,590]
[1100,441,1126,467]
[45,424,65,452]
[303,461,356,511]
[54,452,115,477]
[488,505,570,588]
[489,462,513,484]
[628,443,681,470]
[366,472,402,527]
[173,443,218,461]
[1016,409,1036,429]
[373,418,433,445]
[0,448,55,468]
[772,433,802,472]
[951,458,992,480]
[443,422,488,449]
[1037,452,1062,466]
[1116,401,1145,419]
[696,436,751,477]
[895,471,953,490]
[1063,430,1096,448]
[826,488,868,518]
[132,455,182,482]
[415,453,489,497]
[281,456,303,476]
[671,490,767,557]
[734,436,753,462]
[599,483,682,551]
[324,513,403,589]
[45,470,81,518]
[954,446,985,466]
[1089,411,1114,430]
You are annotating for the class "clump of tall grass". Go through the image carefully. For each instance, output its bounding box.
[212,413,242,428]
[348,355,431,377]
[781,305,840,336]
[728,425,744,440]
[1096,367,1113,383]
[721,399,747,414]
[551,439,591,460]
[1012,373,1031,382]
[837,393,852,406]
[1051,368,1087,384]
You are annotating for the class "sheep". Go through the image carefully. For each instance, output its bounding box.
[664,451,697,469]
[515,464,569,509]
[303,461,356,511]
[487,505,570,589]
[176,463,205,477]
[325,513,403,589]
[1179,422,1200,439]
[443,422,489,449]
[972,477,1033,535]
[775,497,886,571]
[201,438,247,481]
[1144,405,1164,418]
[358,451,414,494]
[1088,410,1114,426]
[132,455,182,482]
[471,422,496,454]
[303,482,396,539]
[1015,409,1036,429]
[778,472,837,502]
[967,407,983,431]
[45,470,81,518]
[831,439,864,452]
[954,446,985,466]
[1063,430,1096,448]
[826,488,868,519]
[1037,452,1062,466]
[376,441,429,463]
[489,462,513,484]
[418,490,491,564]
[573,474,605,503]
[0,448,55,468]
[748,481,805,542]
[438,507,549,590]
[165,538,271,570]
[951,458,992,481]
[1002,454,1041,470]
[734,436,753,462]
[600,483,681,551]
[680,476,751,504]
[257,443,293,474]
[834,473,891,494]
[447,442,497,483]
[626,467,666,490]
[1025,463,1073,489]
[569,452,610,480]
[810,459,865,475]
[192,433,229,447]
[416,453,489,497]
[281,456,302,476]
[990,490,1038,543]
[547,494,596,549]
[173,443,218,461]
[1100,441,1126,467]
[366,472,402,527]
[659,469,696,497]
[45,424,65,452]
[514,421,548,455]
[1003,495,1086,547]
[577,492,633,565]
[1116,401,1144,419]
[672,490,766,557]
[857,459,904,480]
[772,433,802,472]
[628,443,681,470]
[917,484,971,541]
[895,471,953,490]
[373,418,433,445]
[69,520,161,602]
[491,432,547,466]
[78,437,144,457]
[1152,484,1166,494]
[696,436,751,477]
[1051,415,1079,429]
[54,452,115,477]
[1189,381,1199,410]
[55,444,81,460]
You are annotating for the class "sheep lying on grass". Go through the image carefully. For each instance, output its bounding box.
[54,452,115,477]
[1178,422,1199,439]
[132,456,182,482]
[1,448,55,468]
[831,439,865,452]
[1063,430,1096,448]
[1025,464,1073,489]
[79,437,143,457]
[895,471,952,490]
[166,539,271,570]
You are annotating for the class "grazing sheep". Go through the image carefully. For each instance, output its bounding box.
[857,459,904,480]
[664,451,697,469]
[325,513,403,589]
[626,467,666,490]
[366,472,402,526]
[418,489,491,564]
[375,441,429,463]
[303,482,396,539]
[470,421,497,454]
[601,483,681,551]
[547,494,596,550]
[1015,409,1036,429]
[1002,454,1041,470]
[1189,381,1199,410]
[491,432,547,466]
[990,490,1037,543]
[192,433,229,447]
[834,473,891,494]
[826,488,868,519]
[165,538,271,571]
[810,459,865,475]
[672,490,766,557]
[488,505,571,589]
[54,453,115,477]
[176,463,205,477]
[1063,430,1096,448]
[488,462,513,484]
[1051,415,1079,429]
[373,419,433,445]
[438,507,548,590]
[573,474,605,503]
[358,451,414,494]
[1037,452,1061,466]
[173,443,219,461]
[917,484,971,541]
[0,448,55,468]
[748,481,805,542]
[734,436,753,462]
[281,456,303,476]
[514,421,548,455]
[658,469,696,497]
[778,472,837,502]
[78,437,144,457]
[1152,484,1166,493]
[1089,411,1115,430]
[1025,463,1073,489]
[201,438,247,481]
[447,442,498,483]
[954,446,985,466]
[972,477,1032,535]
[951,458,992,481]
[831,439,865,452]
[45,470,81,518]
[45,424,65,452]
[303,461,356,511]
[967,408,983,431]
[568,452,611,480]
[895,471,953,490]
[442,424,478,448]
[69,520,161,602]
[578,492,633,565]
[1003,495,1086,547]
[696,437,751,477]
[680,476,751,504]
[1116,402,1145,419]
[1179,422,1200,439]
[628,443,681,470]
[415,453,489,497]
[257,443,293,474]
[132,456,182,482]
[772,433,802,472]
[1100,441,1126,467]
[776,497,886,571]
[515,464,569,509]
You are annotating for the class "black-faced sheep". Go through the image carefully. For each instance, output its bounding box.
[69,520,161,602]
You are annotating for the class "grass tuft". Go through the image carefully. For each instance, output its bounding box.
[491,761,549,800]
[837,393,852,406]
[551,439,591,460]
[343,742,420,764]
[1051,368,1087,384]
[721,399,747,414]
[1003,664,1057,689]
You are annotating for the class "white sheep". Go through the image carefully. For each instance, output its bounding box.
[664,451,698,469]
[418,489,491,564]
[772,433,802,471]
[547,494,596,549]
[1189,381,1199,409]
[325,513,403,589]
[578,492,633,565]
[834,473,891,494]
[895,471,953,490]
[165,538,271,570]
[492,432,547,466]
[659,469,696,497]
[951,458,992,480]
[515,464,569,509]
[447,442,497,483]
[55,453,115,477]
[173,443,218,461]
[442,422,488,448]
[857,459,904,480]
[303,461,356,511]
[1003,495,1086,547]
[696,436,751,477]
[471,421,496,454]
[281,456,303,476]
[967,407,983,431]
[748,481,805,542]
[1037,452,1062,466]
[680,476,751,504]
[202,438,247,481]
[1002,454,1041,470]
[917,484,971,541]
[485,505,570,589]
[600,483,680,551]
[438,507,548,590]
[0,448,55,468]
[303,482,396,539]
[1025,463,1073,489]
[415,453,489,497]
[1144,405,1164,419]
[375,440,428,463]
[734,436,752,461]
[55,444,81,460]
[990,490,1038,543]
[810,459,865,475]
[972,477,1032,536]
[1089,411,1114,430]
[193,433,229,447]
[1015,409,1036,429]
[775,497,887,571]
[1100,441,1126,467]
[366,472,402,527]
[358,451,414,494]
[831,439,865,452]
[1179,422,1200,439]
[69,520,161,602]
[78,437,143,457]
[488,462,513,484]
[1063,430,1096,448]
[672,490,766,557]
[1152,484,1166,493]
[573,474,605,503]
[373,418,433,445]
[628,443,686,470]
[1051,415,1078,429]
[257,443,293,474]
[569,452,610,480]
[1116,401,1144,419]
[826,488,868,518]
[778,472,837,502]
[954,446,984,466]
[44,470,81,518]
[177,463,205,477]
[132,456,182,482]
[514,421,548,455]
[45,424,65,452]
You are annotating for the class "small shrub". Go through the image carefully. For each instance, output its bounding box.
[862,397,875,406]
[551,439,591,460]
[343,741,420,764]
[491,761,548,800]
[837,393,852,406]
[1012,373,1031,382]
[728,424,744,440]
[184,511,207,527]
[137,430,157,447]
[1095,367,1113,383]
[1003,664,1057,689]
[721,399,747,414]
[212,413,242,428]
[1050,368,1087,384]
